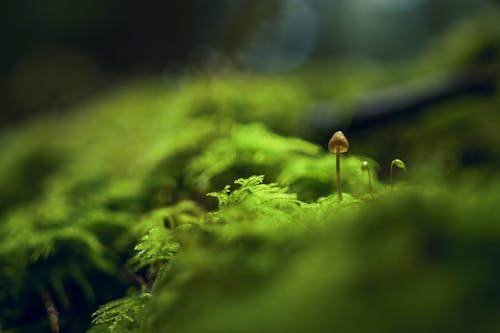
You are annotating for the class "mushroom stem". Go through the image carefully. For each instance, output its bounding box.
[366,167,373,197]
[361,161,373,198]
[390,163,394,192]
[336,145,342,201]
[390,159,407,192]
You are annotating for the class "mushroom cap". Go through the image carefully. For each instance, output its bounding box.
[328,131,349,153]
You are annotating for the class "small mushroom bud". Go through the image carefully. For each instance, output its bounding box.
[390,158,407,191]
[328,131,349,201]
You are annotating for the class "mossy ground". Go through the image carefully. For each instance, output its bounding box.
[1,13,500,333]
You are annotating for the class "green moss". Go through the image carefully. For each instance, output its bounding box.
[1,11,500,333]
[143,186,500,333]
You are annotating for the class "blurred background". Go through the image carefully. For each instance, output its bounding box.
[1,0,497,126]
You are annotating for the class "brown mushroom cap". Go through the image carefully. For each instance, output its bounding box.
[328,131,349,153]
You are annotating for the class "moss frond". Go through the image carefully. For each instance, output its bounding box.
[128,228,179,272]
[188,123,320,190]
[91,293,151,333]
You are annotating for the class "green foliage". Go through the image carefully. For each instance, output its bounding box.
[91,293,151,333]
[278,155,381,201]
[132,186,500,333]
[153,185,500,332]
[187,123,320,190]
[128,228,179,272]
[0,82,221,332]
[1,11,500,333]
[132,201,205,236]
[205,176,304,240]
[207,175,299,209]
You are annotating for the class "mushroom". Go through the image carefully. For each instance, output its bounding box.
[361,160,374,198]
[390,158,407,191]
[328,131,349,200]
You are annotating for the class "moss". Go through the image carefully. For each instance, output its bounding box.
[1,11,500,333]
